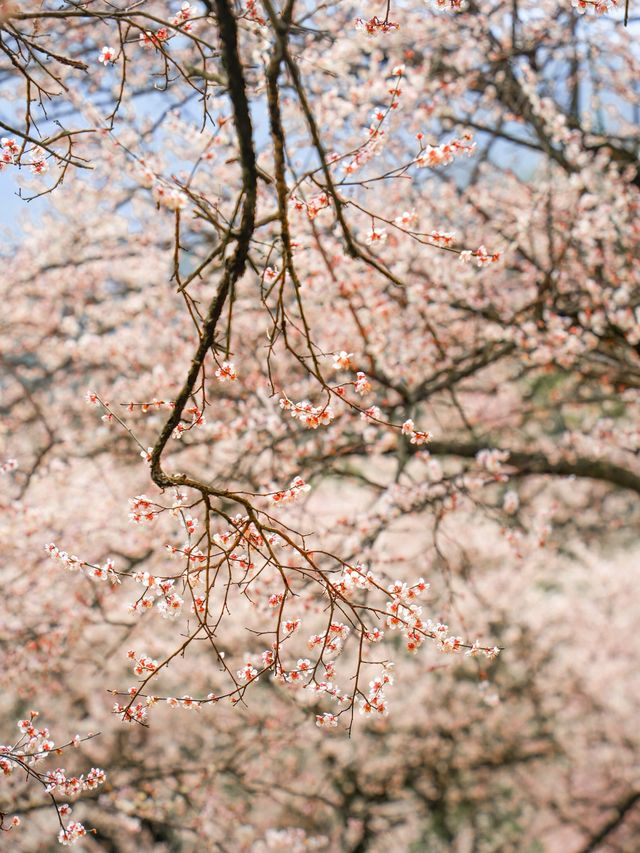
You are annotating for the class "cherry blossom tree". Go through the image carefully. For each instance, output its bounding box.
[1,0,639,848]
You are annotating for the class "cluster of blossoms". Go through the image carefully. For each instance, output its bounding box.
[289,191,330,220]
[415,132,476,168]
[127,650,158,677]
[283,618,302,634]
[244,0,267,25]
[129,490,188,527]
[237,661,259,682]
[172,404,206,439]
[45,766,106,798]
[386,578,431,652]
[342,69,403,175]
[169,1,193,30]
[353,372,371,395]
[432,624,500,657]
[29,147,47,175]
[128,494,160,524]
[130,571,185,619]
[139,27,170,49]
[343,127,387,175]
[57,822,88,847]
[214,361,238,382]
[1,136,47,174]
[1,712,105,846]
[376,574,498,658]
[315,711,339,728]
[182,405,204,434]
[401,419,432,446]
[429,622,465,653]
[354,16,400,35]
[259,643,350,723]
[459,245,502,267]
[44,543,119,584]
[264,655,337,695]
[359,665,394,717]
[465,640,502,659]
[428,230,456,246]
[286,657,313,681]
[279,396,335,429]
[211,515,284,554]
[270,475,311,505]
[183,515,197,535]
[571,0,618,14]
[308,675,350,703]
[1,715,55,778]
[1,136,18,169]
[112,700,149,725]
[100,4,193,64]
[227,551,255,572]
[364,626,385,643]
[114,540,496,729]
[308,622,350,655]
[330,562,376,598]
[361,405,382,422]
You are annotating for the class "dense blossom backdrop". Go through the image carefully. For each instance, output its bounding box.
[1,0,639,849]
